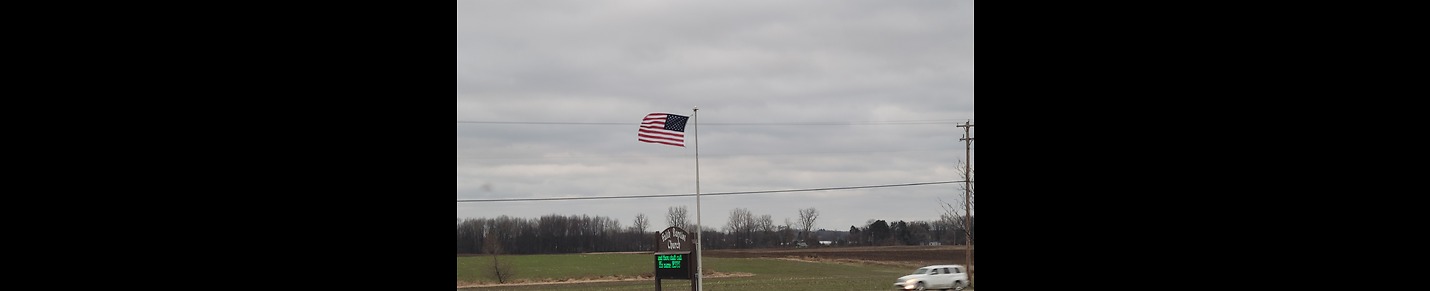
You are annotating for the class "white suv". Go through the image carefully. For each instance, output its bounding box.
[893,264,968,291]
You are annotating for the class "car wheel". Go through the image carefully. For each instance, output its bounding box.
[914,282,926,291]
[952,281,965,291]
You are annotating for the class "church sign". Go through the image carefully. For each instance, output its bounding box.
[654,227,695,281]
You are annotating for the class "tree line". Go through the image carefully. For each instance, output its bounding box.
[456,214,650,254]
[845,216,974,246]
[456,207,973,255]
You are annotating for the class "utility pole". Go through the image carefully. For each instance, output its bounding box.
[957,121,974,287]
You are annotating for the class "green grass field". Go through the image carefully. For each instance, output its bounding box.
[457,253,653,284]
[458,253,946,291]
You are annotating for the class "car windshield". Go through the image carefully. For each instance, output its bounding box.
[912,268,929,275]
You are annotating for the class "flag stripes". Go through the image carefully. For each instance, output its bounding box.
[638,113,688,147]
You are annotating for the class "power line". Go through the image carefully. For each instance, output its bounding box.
[454,147,972,161]
[457,121,630,125]
[701,120,971,126]
[456,181,967,203]
[457,119,973,126]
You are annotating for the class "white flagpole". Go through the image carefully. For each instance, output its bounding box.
[693,106,703,291]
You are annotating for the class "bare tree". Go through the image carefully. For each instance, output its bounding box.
[797,208,819,241]
[666,206,689,231]
[940,160,974,287]
[756,214,775,247]
[780,218,796,245]
[939,200,971,244]
[632,213,649,233]
[483,234,515,283]
[725,208,755,248]
[940,161,975,243]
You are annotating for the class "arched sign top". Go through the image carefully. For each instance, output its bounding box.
[658,227,691,252]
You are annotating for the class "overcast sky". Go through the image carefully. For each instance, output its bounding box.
[457,0,974,233]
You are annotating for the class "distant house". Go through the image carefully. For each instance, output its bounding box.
[819,241,833,246]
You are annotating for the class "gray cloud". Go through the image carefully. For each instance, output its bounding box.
[458,0,974,230]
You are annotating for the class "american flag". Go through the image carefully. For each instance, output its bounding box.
[638,113,689,147]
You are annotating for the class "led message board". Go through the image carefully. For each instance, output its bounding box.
[654,252,691,279]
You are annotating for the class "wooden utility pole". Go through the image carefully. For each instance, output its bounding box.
[957,121,974,286]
